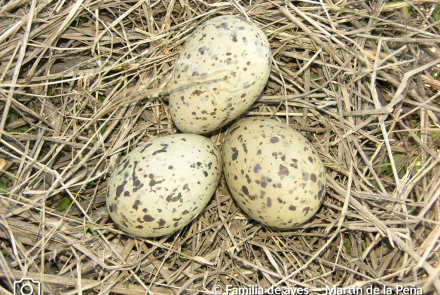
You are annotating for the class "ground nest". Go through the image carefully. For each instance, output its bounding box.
[0,0,440,294]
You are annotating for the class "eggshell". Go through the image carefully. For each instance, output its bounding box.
[106,134,222,238]
[169,15,272,134]
[222,117,326,229]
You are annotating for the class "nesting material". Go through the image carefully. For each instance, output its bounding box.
[0,1,439,294]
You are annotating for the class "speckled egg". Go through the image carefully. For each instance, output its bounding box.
[169,15,272,134]
[222,117,326,229]
[106,134,222,238]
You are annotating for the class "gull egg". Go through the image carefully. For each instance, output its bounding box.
[222,117,326,229]
[106,134,222,238]
[169,15,272,134]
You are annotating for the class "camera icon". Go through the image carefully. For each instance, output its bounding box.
[14,278,40,295]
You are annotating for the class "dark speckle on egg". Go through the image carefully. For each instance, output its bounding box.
[115,179,128,200]
[270,137,279,143]
[231,147,238,160]
[254,163,261,173]
[278,164,289,180]
[143,214,154,222]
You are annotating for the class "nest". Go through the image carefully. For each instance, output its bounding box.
[0,0,439,294]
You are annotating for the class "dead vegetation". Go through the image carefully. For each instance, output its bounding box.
[0,0,440,294]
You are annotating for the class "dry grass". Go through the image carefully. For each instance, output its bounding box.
[0,0,440,294]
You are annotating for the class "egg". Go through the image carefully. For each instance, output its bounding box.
[106,134,222,238]
[169,15,272,134]
[221,117,326,229]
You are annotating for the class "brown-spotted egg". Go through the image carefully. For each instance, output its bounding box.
[106,134,222,238]
[222,117,326,229]
[169,15,272,134]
